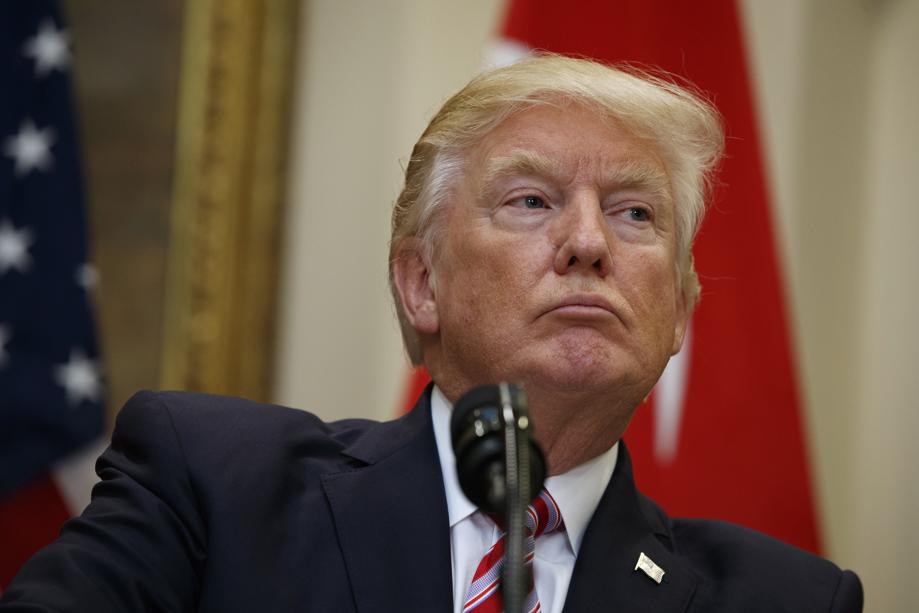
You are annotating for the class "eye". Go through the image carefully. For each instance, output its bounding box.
[521,195,545,209]
[627,207,650,221]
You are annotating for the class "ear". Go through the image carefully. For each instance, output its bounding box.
[670,289,691,355]
[392,239,439,335]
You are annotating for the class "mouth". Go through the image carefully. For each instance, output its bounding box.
[543,294,619,320]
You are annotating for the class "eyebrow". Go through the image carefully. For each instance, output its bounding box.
[479,150,672,203]
[605,158,672,203]
[481,150,560,188]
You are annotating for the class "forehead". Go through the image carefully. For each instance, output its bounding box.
[465,102,669,190]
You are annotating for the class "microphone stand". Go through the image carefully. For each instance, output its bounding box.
[451,382,545,613]
[499,383,530,613]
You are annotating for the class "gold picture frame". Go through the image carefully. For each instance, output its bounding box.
[160,0,299,401]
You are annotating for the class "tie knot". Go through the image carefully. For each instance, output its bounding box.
[526,489,564,537]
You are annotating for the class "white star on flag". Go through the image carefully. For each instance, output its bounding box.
[4,119,55,176]
[0,324,11,368]
[0,220,34,275]
[76,263,100,290]
[22,19,71,77]
[54,348,103,407]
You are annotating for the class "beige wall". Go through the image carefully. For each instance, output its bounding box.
[744,1,918,610]
[852,1,919,609]
[276,1,918,610]
[274,0,505,422]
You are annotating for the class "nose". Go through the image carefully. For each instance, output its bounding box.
[552,192,613,277]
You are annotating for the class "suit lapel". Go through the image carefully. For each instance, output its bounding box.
[562,444,700,613]
[321,389,453,613]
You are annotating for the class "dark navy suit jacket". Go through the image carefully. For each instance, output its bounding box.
[1,389,862,611]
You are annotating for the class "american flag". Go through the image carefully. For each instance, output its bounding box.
[0,1,106,588]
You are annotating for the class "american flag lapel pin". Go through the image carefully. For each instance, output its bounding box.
[634,552,665,584]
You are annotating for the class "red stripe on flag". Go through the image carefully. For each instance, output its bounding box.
[0,474,72,588]
[500,0,820,552]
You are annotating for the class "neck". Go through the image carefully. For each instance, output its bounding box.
[518,382,637,475]
[433,372,641,476]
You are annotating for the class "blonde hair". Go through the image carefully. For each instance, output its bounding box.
[390,54,724,364]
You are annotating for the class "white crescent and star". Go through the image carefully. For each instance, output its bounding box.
[652,322,691,464]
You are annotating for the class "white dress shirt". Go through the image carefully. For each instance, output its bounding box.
[430,386,618,613]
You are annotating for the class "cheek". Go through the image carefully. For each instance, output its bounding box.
[437,255,499,329]
[439,228,554,333]
[625,253,681,330]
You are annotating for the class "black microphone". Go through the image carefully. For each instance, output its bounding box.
[450,383,546,516]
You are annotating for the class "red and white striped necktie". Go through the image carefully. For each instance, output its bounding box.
[462,489,565,613]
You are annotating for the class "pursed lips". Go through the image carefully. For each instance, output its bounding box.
[542,293,621,321]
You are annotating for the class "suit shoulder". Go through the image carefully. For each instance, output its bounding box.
[120,389,375,441]
[672,518,862,611]
[672,517,830,570]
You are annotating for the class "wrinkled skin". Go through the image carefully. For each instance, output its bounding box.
[394,103,688,474]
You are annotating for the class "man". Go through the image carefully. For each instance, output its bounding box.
[1,55,862,611]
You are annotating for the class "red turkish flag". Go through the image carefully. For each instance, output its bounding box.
[496,0,820,552]
[398,0,820,554]
[400,366,432,415]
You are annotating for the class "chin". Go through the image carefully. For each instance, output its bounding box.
[516,337,660,398]
[544,366,637,394]
[517,356,637,396]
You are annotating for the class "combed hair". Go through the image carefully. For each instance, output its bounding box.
[390,54,724,364]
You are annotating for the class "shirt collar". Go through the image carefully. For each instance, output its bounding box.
[544,441,617,554]
[430,384,618,555]
[431,386,479,527]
